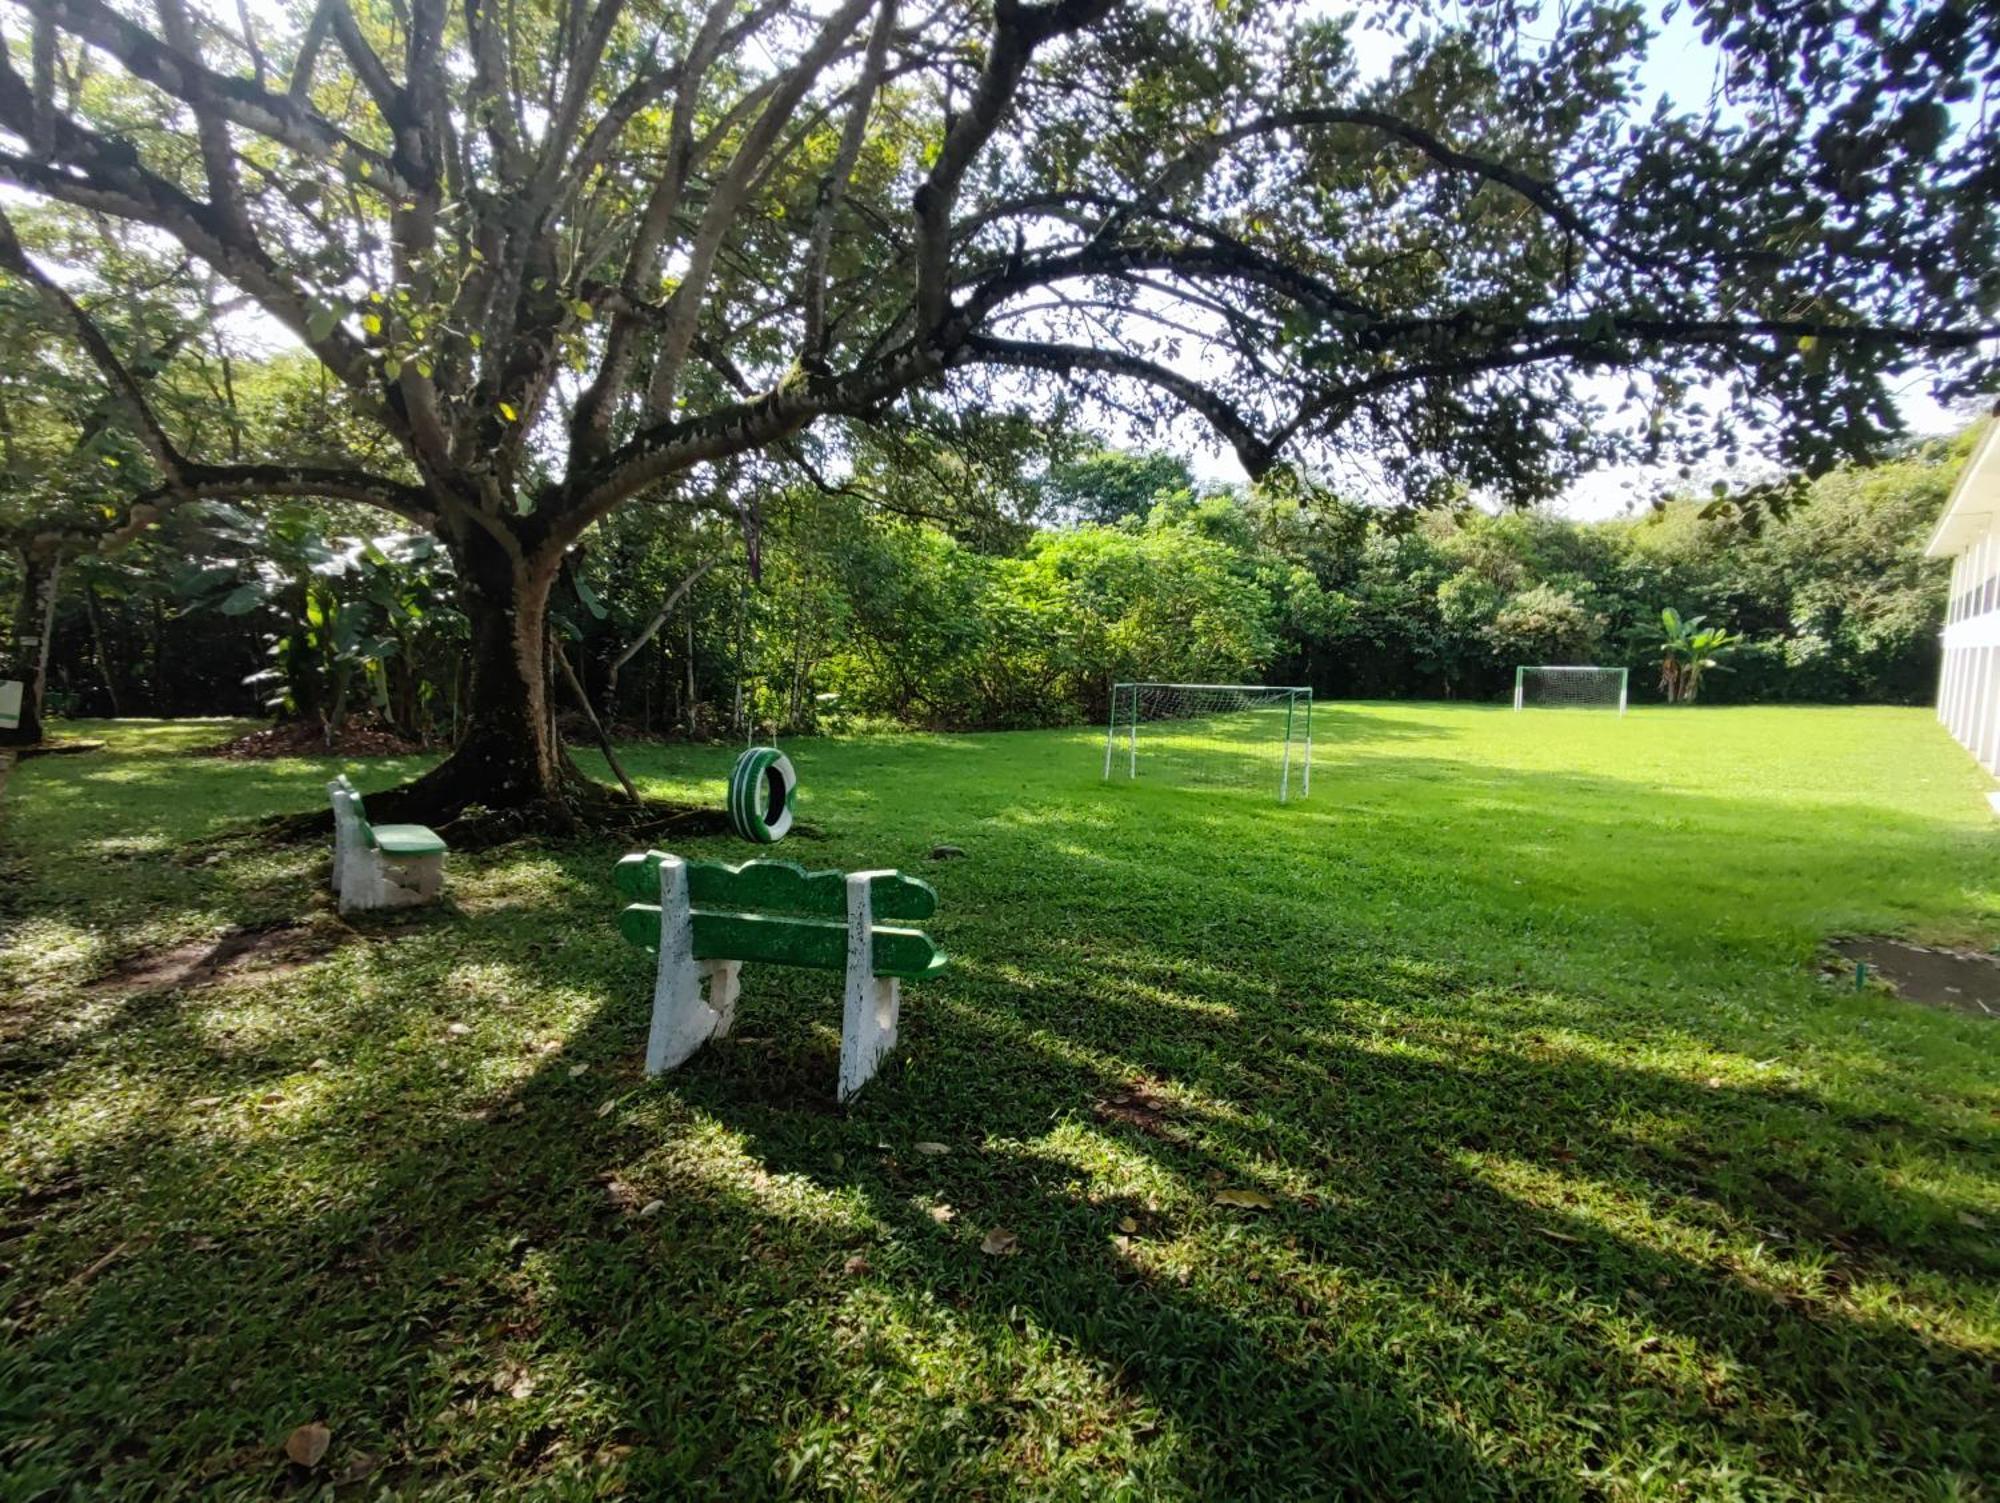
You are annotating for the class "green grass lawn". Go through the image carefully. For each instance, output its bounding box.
[2,705,1996,1499]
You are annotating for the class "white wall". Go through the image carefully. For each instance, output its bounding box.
[1938,517,2000,772]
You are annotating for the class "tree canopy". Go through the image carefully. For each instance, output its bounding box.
[0,0,1992,799]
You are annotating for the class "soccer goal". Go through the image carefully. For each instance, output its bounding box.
[1104,682,1312,801]
[1513,665,1629,714]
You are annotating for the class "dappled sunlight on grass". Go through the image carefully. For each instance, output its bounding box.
[2,707,1997,1495]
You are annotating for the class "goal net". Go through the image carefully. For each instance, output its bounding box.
[1513,666,1629,713]
[1104,682,1312,801]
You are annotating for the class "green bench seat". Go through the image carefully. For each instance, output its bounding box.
[371,824,449,857]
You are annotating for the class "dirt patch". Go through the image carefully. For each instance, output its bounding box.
[1094,1076,1186,1141]
[1828,936,2000,1019]
[90,920,340,996]
[202,719,425,760]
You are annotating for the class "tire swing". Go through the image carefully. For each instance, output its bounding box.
[727,745,796,844]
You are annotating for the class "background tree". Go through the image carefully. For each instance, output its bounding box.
[0,0,1992,809]
[0,212,217,744]
[1040,449,1196,527]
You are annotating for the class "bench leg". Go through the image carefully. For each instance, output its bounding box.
[646,856,723,1075]
[703,960,742,1038]
[377,852,445,908]
[838,871,902,1104]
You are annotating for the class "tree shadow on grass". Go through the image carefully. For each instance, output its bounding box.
[3,749,1997,1497]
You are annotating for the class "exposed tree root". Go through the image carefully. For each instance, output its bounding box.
[247,770,733,852]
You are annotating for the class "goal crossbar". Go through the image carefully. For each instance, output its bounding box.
[1104,682,1313,802]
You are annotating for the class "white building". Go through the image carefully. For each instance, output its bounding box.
[1927,420,2000,775]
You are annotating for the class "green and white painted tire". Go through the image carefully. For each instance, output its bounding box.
[727,746,796,843]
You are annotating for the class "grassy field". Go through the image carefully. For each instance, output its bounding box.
[1,705,1996,1500]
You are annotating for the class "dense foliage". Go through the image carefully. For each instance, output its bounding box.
[15,429,1967,733]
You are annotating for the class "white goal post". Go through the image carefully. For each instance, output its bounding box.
[1104,682,1313,802]
[1513,665,1629,714]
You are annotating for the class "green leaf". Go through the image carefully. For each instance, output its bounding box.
[219,583,265,616]
[574,576,607,619]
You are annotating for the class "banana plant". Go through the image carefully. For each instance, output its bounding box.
[180,501,460,743]
[1658,606,1740,703]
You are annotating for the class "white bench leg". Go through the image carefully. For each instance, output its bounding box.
[342,852,444,913]
[703,960,743,1037]
[382,852,445,905]
[838,871,902,1103]
[646,855,725,1075]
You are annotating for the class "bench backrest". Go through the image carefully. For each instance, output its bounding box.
[614,851,944,979]
[328,775,372,844]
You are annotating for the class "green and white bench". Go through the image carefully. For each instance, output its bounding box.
[614,851,945,1102]
[327,774,448,913]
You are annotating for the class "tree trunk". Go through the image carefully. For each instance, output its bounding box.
[381,533,584,822]
[1,546,61,748]
[83,585,123,718]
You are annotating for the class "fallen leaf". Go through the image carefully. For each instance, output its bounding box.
[189,1095,223,1108]
[843,1254,871,1275]
[535,1038,562,1054]
[334,1451,380,1484]
[1117,1215,1139,1234]
[1958,1211,1988,1229]
[1704,1076,1722,1090]
[284,1421,331,1468]
[913,1142,949,1156]
[568,1063,588,1078]
[1093,1077,1180,1139]
[1539,1227,1583,1245]
[1213,1188,1276,1210]
[1111,1234,1134,1255]
[492,1363,535,1399]
[639,1199,665,1218]
[928,1204,957,1225]
[980,1227,1019,1257]
[447,1022,471,1036]
[596,1098,618,1118]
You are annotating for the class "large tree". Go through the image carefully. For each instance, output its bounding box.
[0,0,1992,811]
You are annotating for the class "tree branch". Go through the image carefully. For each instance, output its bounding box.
[802,0,897,360]
[23,0,410,198]
[964,332,1275,476]
[0,204,189,484]
[644,0,878,416]
[911,0,1116,336]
